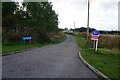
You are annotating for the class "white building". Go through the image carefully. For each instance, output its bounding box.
[63,30,73,33]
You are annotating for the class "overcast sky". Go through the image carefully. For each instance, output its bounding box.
[12,0,119,30]
[49,0,119,31]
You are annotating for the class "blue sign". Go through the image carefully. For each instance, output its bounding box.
[22,37,32,40]
[92,31,100,36]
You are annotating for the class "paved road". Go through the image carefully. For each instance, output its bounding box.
[3,35,99,78]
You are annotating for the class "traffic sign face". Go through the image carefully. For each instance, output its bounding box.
[91,35,99,40]
[91,31,100,40]
[92,31,100,36]
[22,37,32,40]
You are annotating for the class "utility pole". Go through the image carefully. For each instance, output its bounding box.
[74,22,75,33]
[87,0,90,44]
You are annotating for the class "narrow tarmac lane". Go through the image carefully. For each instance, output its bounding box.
[3,35,99,78]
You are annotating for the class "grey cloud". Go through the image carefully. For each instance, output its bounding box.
[70,1,87,11]
[100,2,117,11]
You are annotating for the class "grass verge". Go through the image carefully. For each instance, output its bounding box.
[2,34,67,54]
[73,34,119,80]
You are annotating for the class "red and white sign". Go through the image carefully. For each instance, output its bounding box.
[91,35,99,40]
[91,31,100,51]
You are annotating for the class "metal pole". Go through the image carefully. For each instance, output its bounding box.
[87,0,90,44]
[95,40,98,51]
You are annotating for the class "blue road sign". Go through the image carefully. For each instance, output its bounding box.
[22,37,32,40]
[92,31,100,36]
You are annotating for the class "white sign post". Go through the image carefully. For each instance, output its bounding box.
[91,31,100,51]
[95,40,98,51]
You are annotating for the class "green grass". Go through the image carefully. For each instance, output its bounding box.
[2,35,67,54]
[73,34,119,80]
[73,35,88,49]
[2,43,51,54]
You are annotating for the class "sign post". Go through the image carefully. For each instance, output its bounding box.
[91,31,100,51]
[95,40,98,51]
[93,40,95,49]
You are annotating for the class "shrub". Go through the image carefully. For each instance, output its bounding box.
[3,30,22,42]
[99,35,119,50]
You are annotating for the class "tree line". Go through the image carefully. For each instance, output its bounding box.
[70,27,96,32]
[2,2,59,43]
[70,27,120,34]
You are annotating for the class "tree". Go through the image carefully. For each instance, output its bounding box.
[23,2,58,33]
[2,2,19,30]
[2,2,19,17]
[2,2,59,42]
[71,27,96,32]
[64,28,68,30]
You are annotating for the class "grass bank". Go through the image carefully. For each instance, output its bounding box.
[73,34,119,80]
[2,34,67,54]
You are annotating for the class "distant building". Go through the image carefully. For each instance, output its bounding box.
[63,30,73,33]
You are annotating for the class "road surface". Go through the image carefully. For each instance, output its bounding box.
[3,35,99,78]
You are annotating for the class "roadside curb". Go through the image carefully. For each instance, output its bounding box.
[78,51,111,80]
[2,48,35,56]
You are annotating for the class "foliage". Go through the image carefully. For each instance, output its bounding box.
[2,2,59,43]
[2,29,21,42]
[23,2,58,32]
[99,30,120,35]
[58,28,64,31]
[99,34,120,51]
[74,32,120,51]
[2,33,66,54]
[2,2,19,29]
[73,33,119,79]
[2,2,19,17]
[70,27,96,32]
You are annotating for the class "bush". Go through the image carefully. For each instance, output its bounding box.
[3,30,22,42]
[49,32,65,42]
[99,35,119,50]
